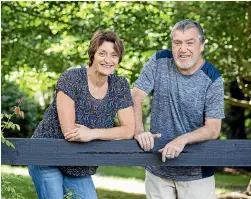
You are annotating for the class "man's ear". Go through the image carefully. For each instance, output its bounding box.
[200,43,205,53]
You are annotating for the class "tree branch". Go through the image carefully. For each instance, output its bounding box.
[224,95,251,109]
[5,3,78,27]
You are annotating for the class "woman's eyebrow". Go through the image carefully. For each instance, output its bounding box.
[97,48,106,52]
[98,48,117,54]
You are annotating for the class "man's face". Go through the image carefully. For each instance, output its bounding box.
[172,28,204,70]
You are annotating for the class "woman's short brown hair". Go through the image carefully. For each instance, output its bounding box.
[87,30,124,67]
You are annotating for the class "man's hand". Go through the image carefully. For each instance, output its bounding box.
[158,136,187,162]
[64,124,95,142]
[134,132,161,151]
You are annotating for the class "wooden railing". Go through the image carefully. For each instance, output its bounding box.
[2,138,251,166]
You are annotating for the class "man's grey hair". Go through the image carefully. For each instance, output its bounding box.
[170,19,205,44]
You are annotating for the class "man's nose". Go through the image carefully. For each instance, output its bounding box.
[179,43,187,52]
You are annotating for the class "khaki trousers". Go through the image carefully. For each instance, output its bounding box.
[145,170,216,199]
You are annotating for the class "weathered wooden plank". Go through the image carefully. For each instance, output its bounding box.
[1,138,251,166]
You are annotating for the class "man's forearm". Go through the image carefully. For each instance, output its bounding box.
[180,127,216,145]
[178,119,221,145]
[132,88,147,135]
[132,88,151,137]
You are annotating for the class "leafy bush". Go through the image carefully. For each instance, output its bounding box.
[1,173,25,199]
[1,81,38,138]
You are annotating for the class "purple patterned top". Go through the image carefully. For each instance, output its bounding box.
[32,67,133,176]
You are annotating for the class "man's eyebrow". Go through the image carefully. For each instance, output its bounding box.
[186,38,196,42]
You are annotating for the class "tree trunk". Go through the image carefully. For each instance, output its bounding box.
[225,81,246,139]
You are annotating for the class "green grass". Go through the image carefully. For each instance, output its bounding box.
[97,188,145,199]
[1,172,145,199]
[97,166,250,194]
[97,166,145,181]
[2,166,250,198]
[98,166,250,185]
[214,172,250,193]
[215,172,250,186]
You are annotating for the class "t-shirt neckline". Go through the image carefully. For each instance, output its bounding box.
[82,67,111,101]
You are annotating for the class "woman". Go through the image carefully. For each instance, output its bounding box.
[28,30,135,199]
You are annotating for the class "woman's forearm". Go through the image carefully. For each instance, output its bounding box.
[90,125,134,140]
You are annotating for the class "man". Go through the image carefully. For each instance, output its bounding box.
[132,19,224,199]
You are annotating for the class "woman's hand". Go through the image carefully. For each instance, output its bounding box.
[64,124,95,142]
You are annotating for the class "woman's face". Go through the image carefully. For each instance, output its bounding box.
[92,41,120,76]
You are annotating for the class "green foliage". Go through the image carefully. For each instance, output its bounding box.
[1,174,25,199]
[1,100,24,148]
[1,81,38,138]
[1,99,26,198]
[1,1,250,134]
[2,2,250,81]
[5,65,59,107]
[64,189,80,199]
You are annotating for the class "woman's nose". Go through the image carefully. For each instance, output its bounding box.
[104,55,112,63]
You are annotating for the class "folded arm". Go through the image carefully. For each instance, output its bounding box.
[88,106,135,141]
[57,90,77,136]
[57,90,135,142]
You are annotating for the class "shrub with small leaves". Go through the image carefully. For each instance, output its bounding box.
[1,173,25,199]
[1,99,26,199]
[1,99,24,148]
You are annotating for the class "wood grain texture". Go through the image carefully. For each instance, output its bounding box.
[2,138,251,166]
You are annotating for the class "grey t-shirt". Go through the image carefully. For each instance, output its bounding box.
[134,50,225,181]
